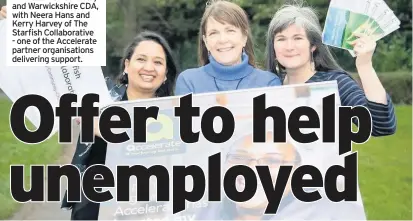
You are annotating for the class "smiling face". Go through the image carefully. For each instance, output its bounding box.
[203,17,247,66]
[124,40,167,94]
[273,24,316,71]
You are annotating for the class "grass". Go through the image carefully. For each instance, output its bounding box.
[0,97,411,220]
[353,105,412,220]
[0,98,61,220]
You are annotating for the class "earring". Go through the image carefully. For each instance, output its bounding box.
[275,59,280,73]
[121,72,128,85]
[311,51,315,71]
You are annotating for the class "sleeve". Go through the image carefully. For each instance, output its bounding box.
[330,73,397,136]
[104,76,125,101]
[174,73,193,96]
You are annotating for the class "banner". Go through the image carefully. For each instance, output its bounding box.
[0,19,112,136]
[99,81,367,220]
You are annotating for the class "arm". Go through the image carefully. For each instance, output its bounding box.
[343,33,397,136]
[332,72,396,136]
[174,73,193,96]
[351,33,387,104]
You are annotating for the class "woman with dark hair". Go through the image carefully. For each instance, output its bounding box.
[265,2,396,136]
[174,0,281,95]
[115,31,178,98]
[61,30,179,220]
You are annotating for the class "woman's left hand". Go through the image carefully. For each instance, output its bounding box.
[350,33,377,68]
[349,32,387,104]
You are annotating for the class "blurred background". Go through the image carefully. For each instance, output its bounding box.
[0,0,411,220]
[102,0,411,74]
[103,0,412,105]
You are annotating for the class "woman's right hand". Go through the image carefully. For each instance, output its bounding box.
[0,6,6,19]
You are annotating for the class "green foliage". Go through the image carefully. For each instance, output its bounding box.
[372,32,412,72]
[176,40,199,69]
[0,99,61,219]
[352,71,412,105]
[101,0,411,81]
[377,71,412,105]
[353,105,412,220]
[250,23,268,69]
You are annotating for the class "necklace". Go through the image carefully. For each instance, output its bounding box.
[213,77,245,91]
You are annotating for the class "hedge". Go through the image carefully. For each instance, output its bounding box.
[0,71,410,104]
[351,71,412,105]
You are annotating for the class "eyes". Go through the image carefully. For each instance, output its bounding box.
[208,28,237,36]
[275,36,304,41]
[137,57,164,66]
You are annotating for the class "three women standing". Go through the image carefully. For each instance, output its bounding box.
[0,1,397,220]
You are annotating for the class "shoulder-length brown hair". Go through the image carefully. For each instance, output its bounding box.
[198,0,256,67]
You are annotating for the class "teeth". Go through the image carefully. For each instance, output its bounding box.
[218,47,232,52]
[140,75,154,82]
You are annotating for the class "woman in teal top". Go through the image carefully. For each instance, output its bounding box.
[174,0,281,95]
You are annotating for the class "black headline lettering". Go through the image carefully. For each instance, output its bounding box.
[252,94,371,155]
[9,93,372,154]
[10,94,55,143]
[8,92,370,215]
[56,94,77,143]
[10,152,359,214]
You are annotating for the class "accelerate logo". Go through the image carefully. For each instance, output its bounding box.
[124,109,186,158]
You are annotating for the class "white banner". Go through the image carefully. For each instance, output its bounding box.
[98,81,367,221]
[0,19,112,136]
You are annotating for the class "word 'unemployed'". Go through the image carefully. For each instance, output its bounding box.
[10,152,358,214]
[9,93,372,155]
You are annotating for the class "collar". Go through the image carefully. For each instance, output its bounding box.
[203,51,254,80]
[121,89,128,101]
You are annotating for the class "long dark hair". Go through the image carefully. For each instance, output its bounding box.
[265,2,344,78]
[117,31,179,97]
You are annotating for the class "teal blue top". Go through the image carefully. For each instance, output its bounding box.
[174,52,281,95]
